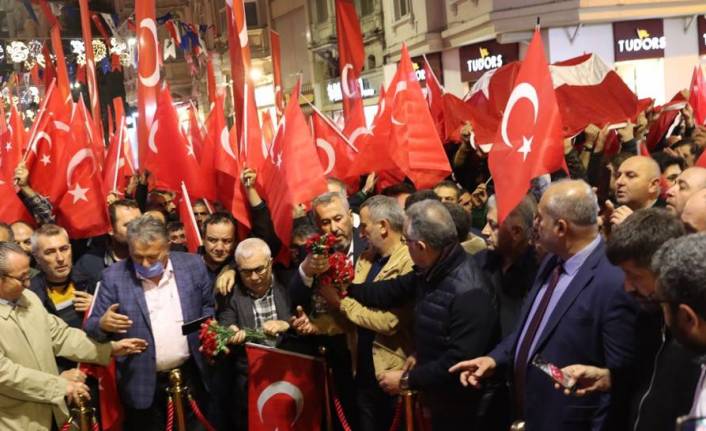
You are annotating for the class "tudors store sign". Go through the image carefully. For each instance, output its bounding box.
[459,40,519,82]
[613,19,665,61]
[699,15,706,56]
[411,52,444,85]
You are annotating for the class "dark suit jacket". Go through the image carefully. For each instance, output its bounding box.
[488,239,638,431]
[84,252,215,409]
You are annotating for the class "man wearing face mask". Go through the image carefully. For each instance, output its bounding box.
[85,216,215,431]
[555,209,699,431]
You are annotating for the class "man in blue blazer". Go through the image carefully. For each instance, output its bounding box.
[85,216,215,430]
[451,180,638,430]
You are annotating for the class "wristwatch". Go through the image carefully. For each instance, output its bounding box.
[400,371,410,391]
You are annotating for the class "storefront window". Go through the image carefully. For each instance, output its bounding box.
[316,0,329,23]
[615,59,665,105]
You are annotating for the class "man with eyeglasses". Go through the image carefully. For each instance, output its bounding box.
[0,241,147,431]
[214,238,293,431]
[552,209,700,431]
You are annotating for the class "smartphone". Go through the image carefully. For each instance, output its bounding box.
[531,355,574,391]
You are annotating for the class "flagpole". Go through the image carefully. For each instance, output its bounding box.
[180,181,203,246]
[302,96,359,152]
[422,54,446,95]
[112,117,125,193]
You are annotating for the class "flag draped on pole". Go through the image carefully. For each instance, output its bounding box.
[334,0,368,144]
[270,30,285,119]
[246,344,325,431]
[78,0,103,142]
[489,30,566,223]
[0,103,32,224]
[311,107,358,181]
[225,0,251,135]
[179,182,203,253]
[689,66,706,126]
[423,56,445,140]
[136,0,160,167]
[261,80,328,250]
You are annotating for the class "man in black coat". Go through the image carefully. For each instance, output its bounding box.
[214,238,294,431]
[342,199,500,430]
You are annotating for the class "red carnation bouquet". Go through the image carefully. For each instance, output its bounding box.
[198,318,266,361]
[304,233,355,315]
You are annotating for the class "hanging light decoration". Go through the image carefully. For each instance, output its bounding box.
[7,41,29,63]
[92,39,107,62]
[110,37,127,54]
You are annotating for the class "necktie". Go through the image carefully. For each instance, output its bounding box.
[513,261,563,415]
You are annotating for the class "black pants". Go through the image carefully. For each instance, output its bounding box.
[124,360,210,431]
[357,383,396,431]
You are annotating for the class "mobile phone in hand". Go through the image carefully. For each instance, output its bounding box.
[532,355,575,391]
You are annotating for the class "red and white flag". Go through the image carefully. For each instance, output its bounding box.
[311,107,358,180]
[270,30,285,119]
[246,344,325,431]
[423,56,445,140]
[489,30,566,223]
[136,0,160,166]
[335,0,368,144]
[261,80,327,251]
[178,182,203,253]
[689,66,706,126]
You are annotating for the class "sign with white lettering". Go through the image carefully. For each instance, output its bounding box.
[613,19,665,61]
[411,52,443,85]
[325,76,376,103]
[698,15,706,56]
[459,40,519,82]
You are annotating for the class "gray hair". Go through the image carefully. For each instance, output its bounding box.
[405,199,457,250]
[0,241,27,275]
[361,195,405,233]
[326,178,349,198]
[312,191,350,213]
[31,224,69,255]
[652,233,706,319]
[509,195,538,233]
[544,179,599,226]
[126,215,169,245]
[235,238,271,261]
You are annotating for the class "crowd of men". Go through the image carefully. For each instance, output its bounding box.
[2,108,706,431]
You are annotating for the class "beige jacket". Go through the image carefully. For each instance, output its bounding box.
[339,242,415,374]
[0,290,112,431]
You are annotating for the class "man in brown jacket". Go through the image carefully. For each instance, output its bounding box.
[317,195,414,431]
[0,242,147,431]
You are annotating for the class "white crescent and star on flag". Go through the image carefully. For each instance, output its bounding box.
[256,380,304,428]
[500,82,539,161]
[66,148,97,204]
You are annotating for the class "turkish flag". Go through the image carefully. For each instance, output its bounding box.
[311,108,358,180]
[261,110,275,151]
[142,86,208,199]
[186,103,205,162]
[2,104,26,181]
[645,92,686,151]
[335,0,367,142]
[136,0,159,167]
[423,56,446,140]
[270,30,285,119]
[76,97,105,168]
[0,105,32,224]
[103,117,135,196]
[26,90,74,203]
[246,344,325,431]
[55,104,111,239]
[489,30,566,223]
[689,66,706,126]
[225,0,251,137]
[261,80,327,249]
[241,83,267,183]
[78,0,103,140]
[178,183,203,253]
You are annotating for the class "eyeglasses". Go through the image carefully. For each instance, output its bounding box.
[3,274,31,285]
[238,265,269,278]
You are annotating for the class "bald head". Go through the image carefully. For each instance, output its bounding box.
[666,167,706,216]
[615,156,661,210]
[682,189,706,233]
[542,180,599,227]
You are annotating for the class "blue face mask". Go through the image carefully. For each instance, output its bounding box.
[134,260,165,279]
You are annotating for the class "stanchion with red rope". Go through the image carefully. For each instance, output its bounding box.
[164,368,216,431]
[388,397,404,431]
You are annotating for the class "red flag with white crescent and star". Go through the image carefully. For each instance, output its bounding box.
[270,30,285,120]
[136,0,160,167]
[246,344,325,431]
[0,103,33,224]
[311,108,358,181]
[689,66,706,126]
[335,0,368,144]
[142,86,208,199]
[489,29,566,223]
[54,103,110,238]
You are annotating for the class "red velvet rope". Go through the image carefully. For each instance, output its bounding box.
[388,397,404,431]
[92,418,100,431]
[187,394,216,431]
[415,398,427,431]
[331,391,353,431]
[166,396,175,431]
[60,422,72,431]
